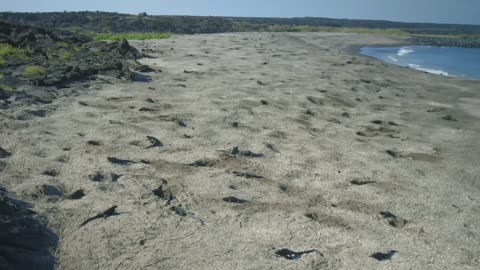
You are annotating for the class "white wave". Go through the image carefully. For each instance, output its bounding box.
[398,47,414,56]
[388,56,398,62]
[408,64,449,76]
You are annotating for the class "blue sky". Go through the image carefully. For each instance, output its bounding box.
[1,0,479,25]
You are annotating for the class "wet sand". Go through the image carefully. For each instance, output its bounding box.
[1,32,479,269]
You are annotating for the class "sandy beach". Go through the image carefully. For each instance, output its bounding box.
[1,32,479,269]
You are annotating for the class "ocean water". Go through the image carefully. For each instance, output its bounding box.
[361,46,480,80]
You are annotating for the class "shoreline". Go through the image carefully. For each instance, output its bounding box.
[358,44,480,81]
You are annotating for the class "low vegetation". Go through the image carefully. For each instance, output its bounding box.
[0,21,143,88]
[265,25,408,35]
[96,33,171,41]
[24,65,47,76]
[0,83,16,91]
[0,43,23,56]
[60,51,73,61]
[3,11,480,37]
[0,43,28,65]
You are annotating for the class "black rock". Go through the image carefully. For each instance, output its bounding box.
[43,169,59,177]
[0,146,12,158]
[0,87,13,100]
[0,21,143,104]
[89,172,105,182]
[67,189,85,200]
[137,65,156,73]
[38,184,63,197]
[0,160,7,171]
[442,115,457,121]
[111,174,122,182]
[386,149,401,158]
[0,187,57,269]
[145,98,155,103]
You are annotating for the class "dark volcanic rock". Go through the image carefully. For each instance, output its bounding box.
[0,21,142,104]
[0,160,7,171]
[0,187,57,270]
[411,36,480,48]
[0,147,12,158]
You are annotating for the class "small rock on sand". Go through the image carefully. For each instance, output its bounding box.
[0,147,12,158]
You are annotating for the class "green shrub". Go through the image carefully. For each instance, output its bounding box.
[60,51,73,61]
[96,33,171,41]
[0,58,6,67]
[25,65,47,76]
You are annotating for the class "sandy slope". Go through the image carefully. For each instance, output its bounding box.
[1,32,479,270]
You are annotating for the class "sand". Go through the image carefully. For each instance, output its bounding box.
[1,32,479,269]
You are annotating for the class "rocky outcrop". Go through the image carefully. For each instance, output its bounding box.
[411,36,480,48]
[0,187,57,270]
[0,21,142,91]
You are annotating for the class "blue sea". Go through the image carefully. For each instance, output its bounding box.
[361,46,480,80]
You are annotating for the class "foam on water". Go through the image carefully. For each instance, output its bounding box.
[408,64,449,76]
[388,56,398,62]
[397,48,414,56]
[361,46,480,80]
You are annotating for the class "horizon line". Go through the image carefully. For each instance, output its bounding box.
[1,10,479,27]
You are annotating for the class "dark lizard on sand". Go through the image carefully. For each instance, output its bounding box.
[146,136,164,149]
[275,249,321,260]
[79,205,118,227]
[370,250,397,261]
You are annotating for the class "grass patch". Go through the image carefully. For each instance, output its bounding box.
[0,43,29,63]
[96,33,171,41]
[0,43,24,56]
[60,51,73,61]
[0,84,16,92]
[25,65,47,76]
